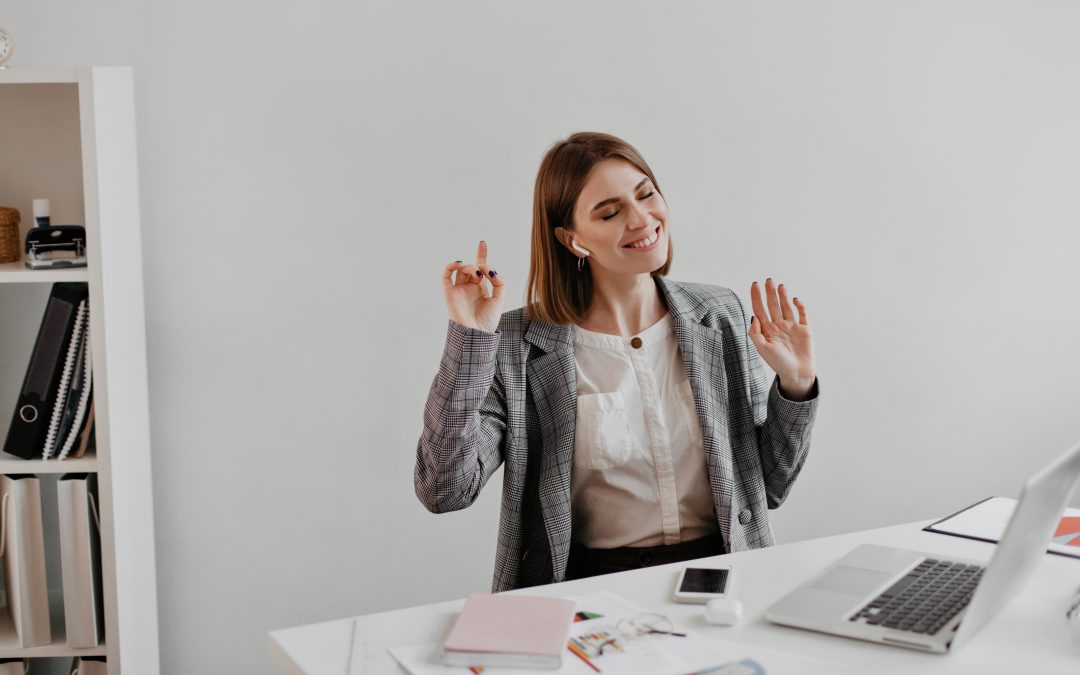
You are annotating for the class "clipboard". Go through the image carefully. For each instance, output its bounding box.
[923,496,1080,560]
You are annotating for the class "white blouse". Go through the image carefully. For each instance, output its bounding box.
[570,312,718,549]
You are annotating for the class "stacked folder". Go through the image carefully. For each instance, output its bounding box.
[2,282,95,461]
[0,284,106,650]
[0,473,105,649]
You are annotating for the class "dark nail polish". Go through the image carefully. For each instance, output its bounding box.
[476,270,483,278]
[489,270,498,278]
[455,260,462,263]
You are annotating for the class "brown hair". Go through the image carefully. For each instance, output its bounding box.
[525,132,673,325]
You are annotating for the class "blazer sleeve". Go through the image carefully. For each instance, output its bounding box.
[415,319,508,513]
[737,299,820,509]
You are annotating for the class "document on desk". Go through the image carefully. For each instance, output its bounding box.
[388,591,858,675]
[925,496,1080,560]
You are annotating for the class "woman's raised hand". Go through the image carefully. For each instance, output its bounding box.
[442,241,505,333]
[748,278,817,400]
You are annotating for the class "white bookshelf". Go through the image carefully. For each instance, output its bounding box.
[0,262,88,284]
[0,68,159,673]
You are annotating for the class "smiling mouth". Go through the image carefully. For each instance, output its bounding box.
[623,224,662,248]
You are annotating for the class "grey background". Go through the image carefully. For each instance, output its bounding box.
[4,2,1080,673]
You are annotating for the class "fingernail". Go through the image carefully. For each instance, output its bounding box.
[475,270,483,278]
[481,240,486,245]
[767,277,772,282]
[489,270,498,278]
[454,260,462,263]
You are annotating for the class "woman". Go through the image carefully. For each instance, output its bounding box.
[416,132,819,592]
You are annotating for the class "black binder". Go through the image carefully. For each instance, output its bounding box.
[2,283,89,459]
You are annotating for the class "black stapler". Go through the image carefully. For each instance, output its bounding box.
[24,225,88,269]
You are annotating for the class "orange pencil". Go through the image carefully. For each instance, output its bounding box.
[567,643,600,673]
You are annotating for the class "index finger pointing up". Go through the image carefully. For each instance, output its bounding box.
[476,240,488,267]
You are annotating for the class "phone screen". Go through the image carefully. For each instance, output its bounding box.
[679,568,729,594]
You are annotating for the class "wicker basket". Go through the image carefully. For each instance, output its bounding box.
[0,207,20,264]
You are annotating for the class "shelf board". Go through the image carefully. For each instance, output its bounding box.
[0,261,88,284]
[0,450,98,474]
[0,68,80,85]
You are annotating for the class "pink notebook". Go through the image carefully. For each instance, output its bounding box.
[443,593,577,669]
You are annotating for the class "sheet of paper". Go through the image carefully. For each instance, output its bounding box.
[685,640,865,675]
[925,496,1080,559]
[389,590,861,675]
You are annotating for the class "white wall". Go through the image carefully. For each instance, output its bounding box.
[5,2,1080,673]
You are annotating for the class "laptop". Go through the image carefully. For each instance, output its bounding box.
[765,442,1080,653]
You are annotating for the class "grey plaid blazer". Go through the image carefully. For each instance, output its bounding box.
[416,276,819,592]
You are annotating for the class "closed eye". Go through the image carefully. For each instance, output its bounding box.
[600,191,656,221]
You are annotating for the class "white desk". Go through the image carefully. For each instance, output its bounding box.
[269,520,1080,674]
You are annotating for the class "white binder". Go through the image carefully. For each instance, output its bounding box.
[58,474,104,647]
[0,475,51,647]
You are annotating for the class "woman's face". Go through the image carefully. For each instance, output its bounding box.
[564,157,669,277]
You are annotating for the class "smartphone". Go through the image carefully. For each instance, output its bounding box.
[672,565,733,604]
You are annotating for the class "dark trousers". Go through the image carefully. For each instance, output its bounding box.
[565,531,726,580]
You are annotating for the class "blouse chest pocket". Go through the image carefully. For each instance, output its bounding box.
[574,392,631,470]
[676,379,704,447]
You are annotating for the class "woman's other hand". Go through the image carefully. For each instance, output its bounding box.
[442,240,505,333]
[748,278,816,401]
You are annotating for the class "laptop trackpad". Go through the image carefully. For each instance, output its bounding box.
[810,566,892,595]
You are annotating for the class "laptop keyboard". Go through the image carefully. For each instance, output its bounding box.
[849,558,984,635]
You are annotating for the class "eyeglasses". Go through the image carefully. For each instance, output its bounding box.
[573,612,687,657]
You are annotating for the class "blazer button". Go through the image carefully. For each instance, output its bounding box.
[630,337,643,349]
[738,508,752,525]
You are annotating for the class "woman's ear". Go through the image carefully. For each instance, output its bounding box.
[554,227,590,257]
[553,227,573,254]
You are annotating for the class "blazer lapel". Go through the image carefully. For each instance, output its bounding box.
[524,319,576,578]
[659,278,735,548]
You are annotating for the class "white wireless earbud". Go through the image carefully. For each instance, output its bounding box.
[570,240,591,257]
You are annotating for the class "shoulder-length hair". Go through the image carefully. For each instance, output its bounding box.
[525,132,673,326]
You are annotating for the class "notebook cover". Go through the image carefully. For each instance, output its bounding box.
[443,593,576,658]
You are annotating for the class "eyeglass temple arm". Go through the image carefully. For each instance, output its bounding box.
[645,628,688,637]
